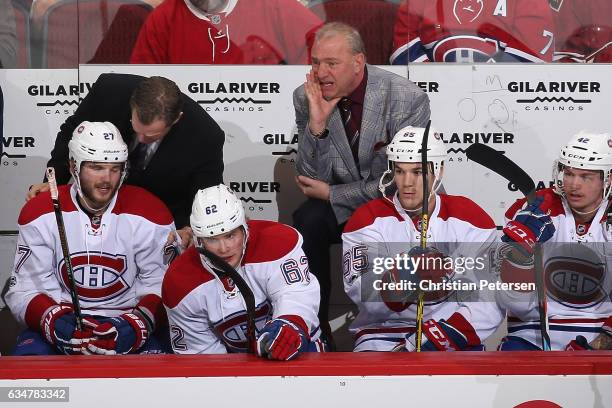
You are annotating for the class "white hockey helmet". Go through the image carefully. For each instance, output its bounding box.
[190,184,248,238]
[191,184,249,271]
[68,121,128,210]
[379,125,447,196]
[553,131,612,200]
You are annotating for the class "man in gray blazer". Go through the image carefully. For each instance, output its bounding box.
[293,22,430,348]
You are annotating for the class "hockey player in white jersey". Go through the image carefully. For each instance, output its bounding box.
[342,125,502,351]
[6,121,176,355]
[499,131,612,350]
[162,184,325,359]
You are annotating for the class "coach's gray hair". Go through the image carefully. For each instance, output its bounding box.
[314,22,366,57]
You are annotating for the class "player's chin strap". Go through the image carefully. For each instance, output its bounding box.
[378,166,395,205]
[71,163,127,214]
[572,201,604,216]
[378,163,443,212]
[554,162,612,217]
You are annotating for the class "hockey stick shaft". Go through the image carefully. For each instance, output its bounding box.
[46,167,83,331]
[415,120,431,352]
[196,246,257,353]
[465,144,551,351]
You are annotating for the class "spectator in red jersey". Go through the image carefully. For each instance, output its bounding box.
[390,0,555,64]
[130,0,323,64]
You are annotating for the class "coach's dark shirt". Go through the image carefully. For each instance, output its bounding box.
[47,73,225,229]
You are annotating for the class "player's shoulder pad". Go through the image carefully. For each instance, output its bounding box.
[344,197,402,234]
[243,220,301,264]
[504,188,563,220]
[113,185,174,225]
[18,185,76,225]
[438,194,495,229]
[162,246,214,309]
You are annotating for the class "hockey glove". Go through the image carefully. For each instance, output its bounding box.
[256,317,309,361]
[565,335,594,351]
[404,319,472,352]
[502,196,555,255]
[85,313,150,355]
[41,305,97,355]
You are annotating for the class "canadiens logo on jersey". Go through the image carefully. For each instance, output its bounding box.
[58,252,129,301]
[213,301,272,352]
[433,36,500,62]
[544,244,607,308]
[453,0,484,24]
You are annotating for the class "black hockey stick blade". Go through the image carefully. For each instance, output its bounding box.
[464,145,551,350]
[465,143,536,203]
[196,246,257,353]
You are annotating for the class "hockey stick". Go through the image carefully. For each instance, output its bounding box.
[415,120,431,352]
[46,167,84,331]
[465,143,551,351]
[196,246,256,353]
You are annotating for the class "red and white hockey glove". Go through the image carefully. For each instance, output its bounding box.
[85,312,150,355]
[256,316,309,361]
[41,305,97,355]
[502,197,555,255]
[404,318,484,352]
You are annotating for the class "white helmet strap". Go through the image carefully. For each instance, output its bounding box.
[70,160,127,214]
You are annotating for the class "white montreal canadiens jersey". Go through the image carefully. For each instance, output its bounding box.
[500,189,612,350]
[162,220,321,354]
[6,184,175,325]
[342,193,502,351]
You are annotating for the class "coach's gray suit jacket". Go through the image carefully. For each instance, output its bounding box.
[294,65,431,224]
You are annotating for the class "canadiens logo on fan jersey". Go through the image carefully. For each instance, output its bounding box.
[58,252,129,301]
[453,0,484,24]
[433,36,500,62]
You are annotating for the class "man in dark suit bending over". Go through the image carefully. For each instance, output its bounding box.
[27,74,225,248]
